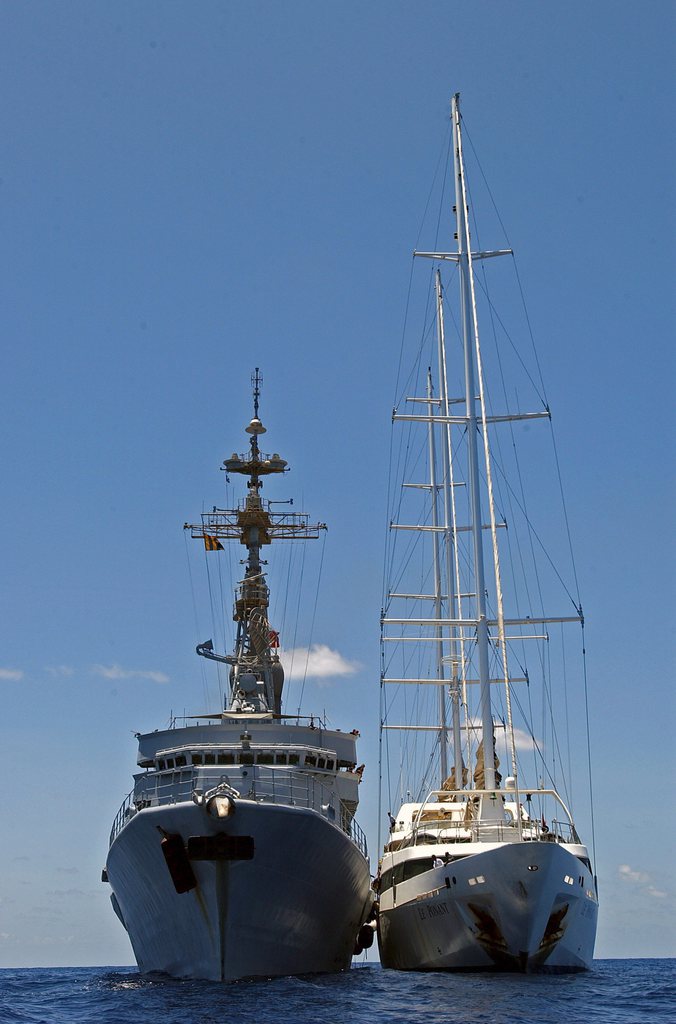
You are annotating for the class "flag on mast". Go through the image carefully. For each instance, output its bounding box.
[203,534,223,551]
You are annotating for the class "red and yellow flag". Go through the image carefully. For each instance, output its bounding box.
[203,534,223,551]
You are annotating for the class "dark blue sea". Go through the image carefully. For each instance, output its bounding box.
[1,960,674,1024]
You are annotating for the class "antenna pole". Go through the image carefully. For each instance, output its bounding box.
[252,367,262,419]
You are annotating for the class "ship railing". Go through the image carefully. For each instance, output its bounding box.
[405,817,577,847]
[404,786,580,847]
[341,805,368,857]
[110,765,368,857]
[109,788,135,846]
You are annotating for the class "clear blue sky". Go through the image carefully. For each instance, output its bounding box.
[0,1,673,966]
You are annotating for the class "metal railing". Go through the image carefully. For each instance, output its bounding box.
[109,765,368,858]
[109,788,135,847]
[392,786,581,849]
[402,816,577,847]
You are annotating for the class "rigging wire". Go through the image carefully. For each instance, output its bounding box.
[183,530,213,710]
[581,621,598,872]
[287,533,308,718]
[296,529,327,713]
[201,523,225,699]
[464,121,582,608]
[560,622,574,808]
[462,121,549,402]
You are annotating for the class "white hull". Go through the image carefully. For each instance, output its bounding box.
[107,800,372,981]
[378,841,597,973]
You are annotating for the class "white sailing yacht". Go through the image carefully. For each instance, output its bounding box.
[103,371,373,981]
[376,95,598,972]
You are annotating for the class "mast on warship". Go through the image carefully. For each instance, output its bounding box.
[184,368,326,716]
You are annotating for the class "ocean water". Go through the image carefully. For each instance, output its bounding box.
[0,960,674,1024]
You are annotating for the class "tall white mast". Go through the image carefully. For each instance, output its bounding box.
[450,93,497,800]
[426,369,448,784]
[435,270,464,790]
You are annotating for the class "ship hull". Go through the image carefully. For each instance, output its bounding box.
[107,800,372,981]
[377,841,597,973]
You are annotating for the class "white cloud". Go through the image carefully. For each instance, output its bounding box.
[282,644,361,685]
[46,888,93,899]
[92,663,169,684]
[619,864,651,885]
[618,865,673,906]
[467,722,540,755]
[0,668,23,681]
[511,727,540,752]
[46,665,74,677]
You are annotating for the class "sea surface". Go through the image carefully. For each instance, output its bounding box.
[0,960,674,1024]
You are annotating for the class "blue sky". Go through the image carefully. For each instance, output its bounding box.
[0,1,674,967]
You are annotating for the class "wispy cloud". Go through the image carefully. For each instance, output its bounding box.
[92,663,169,684]
[510,727,540,752]
[46,665,74,677]
[46,888,94,899]
[0,668,23,681]
[282,644,361,685]
[618,864,650,885]
[618,865,671,903]
[467,722,540,755]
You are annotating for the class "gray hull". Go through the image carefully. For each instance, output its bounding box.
[107,800,372,981]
